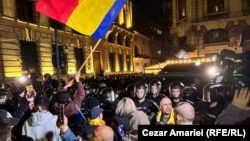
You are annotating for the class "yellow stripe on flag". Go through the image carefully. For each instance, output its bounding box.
[66,0,115,36]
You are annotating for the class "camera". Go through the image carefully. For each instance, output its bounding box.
[206,49,250,103]
[217,49,250,87]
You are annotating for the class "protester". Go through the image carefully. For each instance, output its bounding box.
[193,111,215,125]
[0,109,20,141]
[58,115,113,141]
[123,109,150,141]
[87,125,114,141]
[58,114,81,141]
[22,96,61,141]
[154,96,175,125]
[89,106,105,126]
[174,102,195,125]
[0,109,20,127]
[0,88,36,140]
[0,122,12,141]
[113,97,135,136]
[50,71,85,118]
[215,87,250,125]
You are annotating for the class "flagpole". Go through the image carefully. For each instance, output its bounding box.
[78,39,101,72]
[54,23,61,88]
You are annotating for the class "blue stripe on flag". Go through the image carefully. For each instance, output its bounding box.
[92,0,127,39]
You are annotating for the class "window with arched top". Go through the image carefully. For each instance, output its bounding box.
[108,32,114,43]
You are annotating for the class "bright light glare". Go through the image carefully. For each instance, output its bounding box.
[195,61,201,66]
[19,76,27,83]
[207,66,220,77]
[212,55,216,61]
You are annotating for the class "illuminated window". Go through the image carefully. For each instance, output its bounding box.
[207,0,224,13]
[177,0,186,20]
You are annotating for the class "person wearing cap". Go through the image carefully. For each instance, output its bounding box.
[22,96,61,141]
[0,109,20,141]
[89,106,105,126]
[0,109,20,127]
[0,88,36,141]
[0,88,36,119]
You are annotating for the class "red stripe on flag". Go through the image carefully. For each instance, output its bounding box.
[36,0,79,23]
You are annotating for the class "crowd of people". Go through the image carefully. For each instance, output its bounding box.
[0,72,249,141]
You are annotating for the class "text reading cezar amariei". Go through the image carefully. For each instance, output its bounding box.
[142,129,204,137]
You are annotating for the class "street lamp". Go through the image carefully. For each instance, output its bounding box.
[157,50,161,72]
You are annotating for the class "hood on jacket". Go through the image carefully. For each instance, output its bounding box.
[31,111,55,126]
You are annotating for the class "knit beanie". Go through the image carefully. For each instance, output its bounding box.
[56,91,70,104]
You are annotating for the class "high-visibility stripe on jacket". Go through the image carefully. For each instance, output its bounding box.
[156,109,175,125]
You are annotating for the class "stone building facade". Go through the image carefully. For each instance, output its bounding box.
[0,0,165,82]
[170,0,250,57]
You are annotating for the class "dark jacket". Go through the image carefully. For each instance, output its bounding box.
[114,113,132,132]
[0,97,31,141]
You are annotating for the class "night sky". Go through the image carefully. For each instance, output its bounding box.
[131,0,163,22]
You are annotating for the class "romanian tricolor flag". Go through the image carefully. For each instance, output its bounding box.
[36,0,127,39]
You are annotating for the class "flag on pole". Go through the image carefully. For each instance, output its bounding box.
[36,0,127,39]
